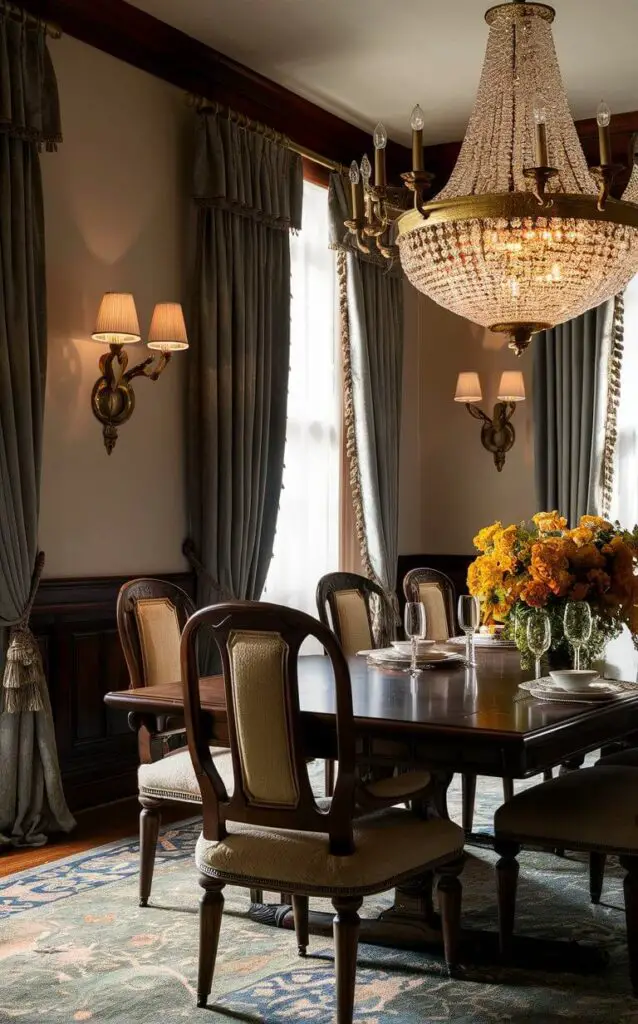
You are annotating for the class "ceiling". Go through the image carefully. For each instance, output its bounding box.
[130,0,638,147]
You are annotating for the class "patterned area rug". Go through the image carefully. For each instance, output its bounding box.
[1,769,637,1023]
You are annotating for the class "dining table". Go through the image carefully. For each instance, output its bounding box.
[104,646,638,970]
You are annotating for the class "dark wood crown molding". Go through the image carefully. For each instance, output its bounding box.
[19,0,638,193]
[19,0,410,182]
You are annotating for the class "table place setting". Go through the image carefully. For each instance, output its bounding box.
[517,671,638,704]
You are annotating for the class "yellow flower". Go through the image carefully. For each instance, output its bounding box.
[473,522,503,553]
[568,526,594,548]
[580,515,613,533]
[533,511,568,534]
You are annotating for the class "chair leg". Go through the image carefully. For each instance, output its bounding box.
[502,777,514,803]
[495,841,520,960]
[332,896,362,1024]
[292,894,310,957]
[437,862,464,972]
[461,774,476,832]
[620,856,638,996]
[139,798,161,907]
[249,888,264,904]
[197,875,225,1008]
[589,851,607,905]
[325,759,335,797]
[543,768,553,782]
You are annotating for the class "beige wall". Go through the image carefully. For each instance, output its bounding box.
[399,284,536,555]
[39,36,190,578]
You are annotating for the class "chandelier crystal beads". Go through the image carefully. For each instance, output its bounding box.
[346,0,638,354]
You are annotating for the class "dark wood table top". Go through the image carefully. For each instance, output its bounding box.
[104,650,638,777]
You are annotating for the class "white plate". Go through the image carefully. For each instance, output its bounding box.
[391,640,436,652]
[528,681,622,703]
[367,648,465,666]
[448,635,517,649]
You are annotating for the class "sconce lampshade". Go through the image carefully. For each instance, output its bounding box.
[91,292,141,344]
[147,303,189,352]
[497,371,526,403]
[454,371,482,403]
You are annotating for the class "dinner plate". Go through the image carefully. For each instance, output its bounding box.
[527,681,623,703]
[390,640,436,652]
[448,635,517,649]
[366,648,465,667]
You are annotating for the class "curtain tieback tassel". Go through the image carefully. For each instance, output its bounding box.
[2,624,46,714]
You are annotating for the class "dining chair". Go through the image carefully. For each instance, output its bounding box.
[316,571,431,803]
[493,765,638,993]
[589,745,638,904]
[402,567,456,642]
[316,571,392,656]
[117,578,234,907]
[402,567,516,832]
[181,600,466,1021]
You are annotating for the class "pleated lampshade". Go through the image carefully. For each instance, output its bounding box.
[147,303,189,352]
[92,293,141,345]
[454,372,482,403]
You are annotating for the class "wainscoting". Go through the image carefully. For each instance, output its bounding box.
[32,573,193,812]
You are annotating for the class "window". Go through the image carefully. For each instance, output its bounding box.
[611,274,638,528]
[262,180,340,628]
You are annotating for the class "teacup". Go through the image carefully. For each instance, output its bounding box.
[549,669,600,692]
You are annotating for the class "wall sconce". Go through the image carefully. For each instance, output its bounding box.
[454,370,526,471]
[91,293,189,454]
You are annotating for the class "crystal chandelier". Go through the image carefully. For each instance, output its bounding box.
[346,0,638,354]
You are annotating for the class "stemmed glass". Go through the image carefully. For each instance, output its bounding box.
[526,609,551,680]
[404,602,427,675]
[564,601,592,670]
[458,595,480,667]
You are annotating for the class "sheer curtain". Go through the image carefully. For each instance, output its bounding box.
[611,274,638,529]
[262,181,340,626]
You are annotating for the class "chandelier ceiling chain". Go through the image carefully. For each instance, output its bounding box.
[344,0,638,354]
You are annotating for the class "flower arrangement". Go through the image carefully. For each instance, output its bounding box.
[468,512,638,667]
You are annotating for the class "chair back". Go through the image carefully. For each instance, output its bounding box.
[402,568,456,640]
[316,571,388,655]
[118,578,195,689]
[181,601,357,855]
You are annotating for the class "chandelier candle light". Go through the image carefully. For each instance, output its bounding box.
[346,0,638,354]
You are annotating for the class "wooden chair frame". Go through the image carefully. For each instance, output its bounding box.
[316,571,390,652]
[402,567,457,636]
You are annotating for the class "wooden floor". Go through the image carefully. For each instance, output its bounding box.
[0,799,189,877]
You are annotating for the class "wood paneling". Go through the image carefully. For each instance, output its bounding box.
[31,572,193,811]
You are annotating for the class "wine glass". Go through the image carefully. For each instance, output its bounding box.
[458,595,480,667]
[404,602,427,674]
[526,609,551,680]
[564,601,592,670]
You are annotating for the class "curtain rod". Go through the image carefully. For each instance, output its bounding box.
[187,93,344,174]
[0,1,61,37]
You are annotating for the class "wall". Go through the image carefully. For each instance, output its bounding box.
[39,35,190,577]
[399,284,536,555]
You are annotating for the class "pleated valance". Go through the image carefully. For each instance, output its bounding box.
[193,109,302,230]
[0,6,61,149]
[328,172,403,276]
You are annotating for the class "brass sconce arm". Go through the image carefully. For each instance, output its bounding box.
[466,400,517,472]
[90,294,188,454]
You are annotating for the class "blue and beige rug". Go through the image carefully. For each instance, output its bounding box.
[1,772,637,1023]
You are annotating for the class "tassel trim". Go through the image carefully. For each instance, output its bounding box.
[337,249,398,645]
[2,551,46,714]
[600,292,624,519]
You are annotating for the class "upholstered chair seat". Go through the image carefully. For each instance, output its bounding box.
[493,765,638,994]
[196,807,462,896]
[139,748,233,805]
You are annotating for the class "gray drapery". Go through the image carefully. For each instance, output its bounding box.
[329,173,404,641]
[185,109,303,615]
[0,8,74,846]
[533,300,613,525]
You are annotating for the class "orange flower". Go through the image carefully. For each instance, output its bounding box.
[568,526,594,548]
[588,568,611,594]
[580,515,613,533]
[520,580,550,607]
